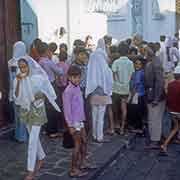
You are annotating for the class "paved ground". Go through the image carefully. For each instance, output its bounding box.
[0,131,134,180]
[96,136,180,180]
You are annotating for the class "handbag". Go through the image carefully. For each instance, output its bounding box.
[128,92,138,105]
[62,130,74,149]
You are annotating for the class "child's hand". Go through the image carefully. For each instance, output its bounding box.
[69,127,76,135]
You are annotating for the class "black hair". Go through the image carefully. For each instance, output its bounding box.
[147,42,156,53]
[118,42,129,56]
[18,58,28,65]
[73,47,87,55]
[59,52,68,62]
[73,39,85,47]
[160,35,166,42]
[109,45,119,54]
[128,46,138,55]
[38,42,49,56]
[59,43,68,51]
[126,38,132,46]
[174,74,180,80]
[103,35,112,45]
[68,65,81,76]
[134,56,145,65]
[48,42,58,53]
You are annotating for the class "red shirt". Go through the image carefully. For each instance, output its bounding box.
[167,80,180,113]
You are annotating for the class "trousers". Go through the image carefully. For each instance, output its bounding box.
[27,125,46,172]
[91,105,106,141]
[147,101,165,142]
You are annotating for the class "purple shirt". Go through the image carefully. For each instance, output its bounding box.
[39,57,63,82]
[63,83,85,127]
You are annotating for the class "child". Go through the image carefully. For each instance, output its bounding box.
[72,47,91,134]
[72,47,88,93]
[57,52,69,91]
[160,65,180,154]
[127,58,146,134]
[63,66,89,178]
[112,42,135,135]
[48,42,59,64]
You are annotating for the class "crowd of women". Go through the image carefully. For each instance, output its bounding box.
[8,33,180,179]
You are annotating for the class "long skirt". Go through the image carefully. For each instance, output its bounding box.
[45,82,60,135]
[14,104,28,142]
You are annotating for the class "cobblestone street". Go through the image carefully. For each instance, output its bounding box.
[0,132,133,180]
[96,137,180,180]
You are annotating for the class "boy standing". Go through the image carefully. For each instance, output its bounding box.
[63,66,89,177]
[112,42,135,135]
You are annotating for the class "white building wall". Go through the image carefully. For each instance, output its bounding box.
[30,0,107,52]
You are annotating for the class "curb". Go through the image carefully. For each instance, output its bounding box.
[87,134,136,180]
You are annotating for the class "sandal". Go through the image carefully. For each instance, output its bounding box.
[69,170,88,178]
[96,139,110,143]
[80,164,97,170]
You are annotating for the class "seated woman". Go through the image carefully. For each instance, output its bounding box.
[14,56,60,180]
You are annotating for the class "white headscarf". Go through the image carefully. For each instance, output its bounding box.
[8,41,26,67]
[85,38,113,97]
[14,56,61,112]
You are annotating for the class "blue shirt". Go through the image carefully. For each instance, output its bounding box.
[131,69,145,97]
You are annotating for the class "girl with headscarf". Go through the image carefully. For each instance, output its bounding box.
[14,56,60,180]
[86,38,113,143]
[8,41,28,143]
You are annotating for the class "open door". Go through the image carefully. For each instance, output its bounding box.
[0,0,21,127]
[20,0,38,51]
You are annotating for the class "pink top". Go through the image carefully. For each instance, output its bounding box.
[56,62,69,88]
[63,83,86,127]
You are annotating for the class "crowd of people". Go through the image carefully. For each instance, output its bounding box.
[8,33,180,179]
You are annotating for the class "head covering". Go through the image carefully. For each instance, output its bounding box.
[96,38,107,56]
[14,56,60,112]
[86,39,113,97]
[165,37,173,48]
[174,65,180,74]
[8,41,26,67]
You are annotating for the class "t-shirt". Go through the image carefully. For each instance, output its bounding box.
[112,56,135,95]
[167,80,180,113]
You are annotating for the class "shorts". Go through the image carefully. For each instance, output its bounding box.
[170,112,180,119]
[71,122,84,131]
[112,93,129,103]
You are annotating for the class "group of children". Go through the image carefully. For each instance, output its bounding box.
[9,33,180,179]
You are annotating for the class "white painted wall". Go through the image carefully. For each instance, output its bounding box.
[29,0,107,52]
[108,0,176,42]
[143,0,176,41]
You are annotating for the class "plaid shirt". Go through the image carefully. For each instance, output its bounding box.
[72,62,87,91]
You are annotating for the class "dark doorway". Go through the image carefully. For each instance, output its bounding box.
[0,0,21,127]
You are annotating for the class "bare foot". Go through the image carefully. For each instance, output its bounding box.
[160,144,167,153]
[24,171,35,180]
[36,159,45,172]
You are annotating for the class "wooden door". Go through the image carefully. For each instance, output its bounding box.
[0,0,21,127]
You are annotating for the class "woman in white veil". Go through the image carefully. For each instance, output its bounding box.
[86,38,113,143]
[14,56,60,180]
[8,41,28,143]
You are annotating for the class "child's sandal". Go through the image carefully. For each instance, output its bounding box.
[69,170,88,178]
